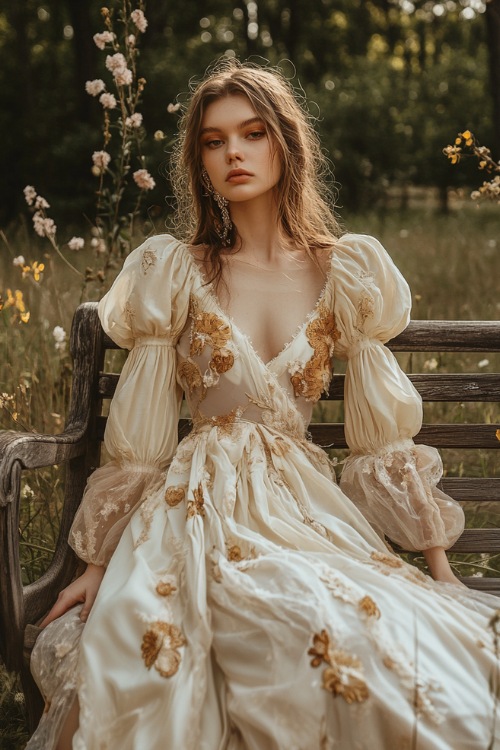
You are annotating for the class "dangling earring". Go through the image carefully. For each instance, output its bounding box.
[201,166,232,246]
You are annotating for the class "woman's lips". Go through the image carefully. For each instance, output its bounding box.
[226,170,253,183]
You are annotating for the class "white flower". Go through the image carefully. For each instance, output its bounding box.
[133,169,156,190]
[53,325,66,343]
[131,9,148,33]
[478,359,490,369]
[115,68,133,86]
[68,237,84,251]
[53,325,67,352]
[167,102,180,113]
[93,31,114,50]
[13,256,25,267]
[85,79,106,97]
[92,151,111,171]
[32,213,56,238]
[125,112,143,128]
[154,130,165,141]
[127,34,136,46]
[423,358,438,372]
[21,483,34,500]
[91,238,107,254]
[105,52,127,74]
[105,53,133,86]
[99,92,117,109]
[34,195,50,210]
[23,185,37,205]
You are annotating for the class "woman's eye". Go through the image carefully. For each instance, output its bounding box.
[204,139,223,149]
[247,131,265,140]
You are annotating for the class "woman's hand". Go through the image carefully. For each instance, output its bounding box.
[40,563,106,628]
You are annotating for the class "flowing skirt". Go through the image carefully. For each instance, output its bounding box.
[28,423,500,749]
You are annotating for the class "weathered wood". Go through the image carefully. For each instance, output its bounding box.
[307,423,500,449]
[0,303,104,731]
[389,320,500,352]
[439,477,500,502]
[447,529,500,553]
[100,372,500,403]
[102,320,500,353]
[459,577,500,593]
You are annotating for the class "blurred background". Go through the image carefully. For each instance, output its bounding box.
[1,0,498,224]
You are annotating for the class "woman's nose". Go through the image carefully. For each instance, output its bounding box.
[225,139,243,163]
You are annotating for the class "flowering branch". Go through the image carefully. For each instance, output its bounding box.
[443,130,500,203]
[19,1,158,304]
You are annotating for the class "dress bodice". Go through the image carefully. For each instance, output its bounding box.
[176,244,339,439]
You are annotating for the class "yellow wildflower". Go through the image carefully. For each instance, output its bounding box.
[2,289,30,324]
[443,145,461,165]
[21,261,45,282]
[458,130,473,147]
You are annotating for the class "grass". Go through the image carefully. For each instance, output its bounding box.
[0,204,499,745]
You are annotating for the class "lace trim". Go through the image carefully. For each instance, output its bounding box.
[346,437,415,459]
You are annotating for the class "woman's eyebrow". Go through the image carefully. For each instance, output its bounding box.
[199,116,264,136]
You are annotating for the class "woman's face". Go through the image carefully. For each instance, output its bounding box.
[199,94,281,205]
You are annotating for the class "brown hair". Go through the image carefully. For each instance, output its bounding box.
[170,58,342,284]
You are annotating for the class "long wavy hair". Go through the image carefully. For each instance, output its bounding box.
[170,58,342,284]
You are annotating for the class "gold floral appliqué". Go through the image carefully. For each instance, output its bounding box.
[358,595,381,619]
[141,620,186,678]
[178,360,205,396]
[156,581,177,597]
[187,483,205,518]
[308,629,369,705]
[189,296,235,376]
[165,486,185,507]
[289,303,340,403]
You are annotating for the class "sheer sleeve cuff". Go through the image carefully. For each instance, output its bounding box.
[340,441,465,551]
[69,460,165,566]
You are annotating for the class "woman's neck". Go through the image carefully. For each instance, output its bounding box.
[229,194,292,264]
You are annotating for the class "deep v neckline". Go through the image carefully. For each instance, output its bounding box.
[181,242,335,370]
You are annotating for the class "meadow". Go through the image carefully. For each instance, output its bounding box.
[0,201,499,746]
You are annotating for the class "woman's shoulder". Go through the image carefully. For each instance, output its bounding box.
[332,232,404,280]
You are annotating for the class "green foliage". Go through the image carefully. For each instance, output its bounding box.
[0,0,494,221]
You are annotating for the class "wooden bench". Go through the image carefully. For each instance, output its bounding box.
[1,302,499,731]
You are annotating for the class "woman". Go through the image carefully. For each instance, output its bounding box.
[29,60,499,750]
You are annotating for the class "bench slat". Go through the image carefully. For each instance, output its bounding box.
[439,477,500,502]
[95,417,500,449]
[389,321,500,351]
[446,529,500,553]
[459,577,500,593]
[102,321,500,353]
[308,423,500,449]
[324,374,500,402]
[99,372,500,402]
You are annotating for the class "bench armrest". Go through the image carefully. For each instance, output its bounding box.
[0,427,87,506]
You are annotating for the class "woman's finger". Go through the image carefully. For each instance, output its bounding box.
[40,592,83,628]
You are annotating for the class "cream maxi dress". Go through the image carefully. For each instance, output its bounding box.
[28,233,500,750]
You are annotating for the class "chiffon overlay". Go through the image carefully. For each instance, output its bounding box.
[28,233,500,750]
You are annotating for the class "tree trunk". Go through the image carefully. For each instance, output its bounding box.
[485,0,500,159]
[67,1,98,122]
